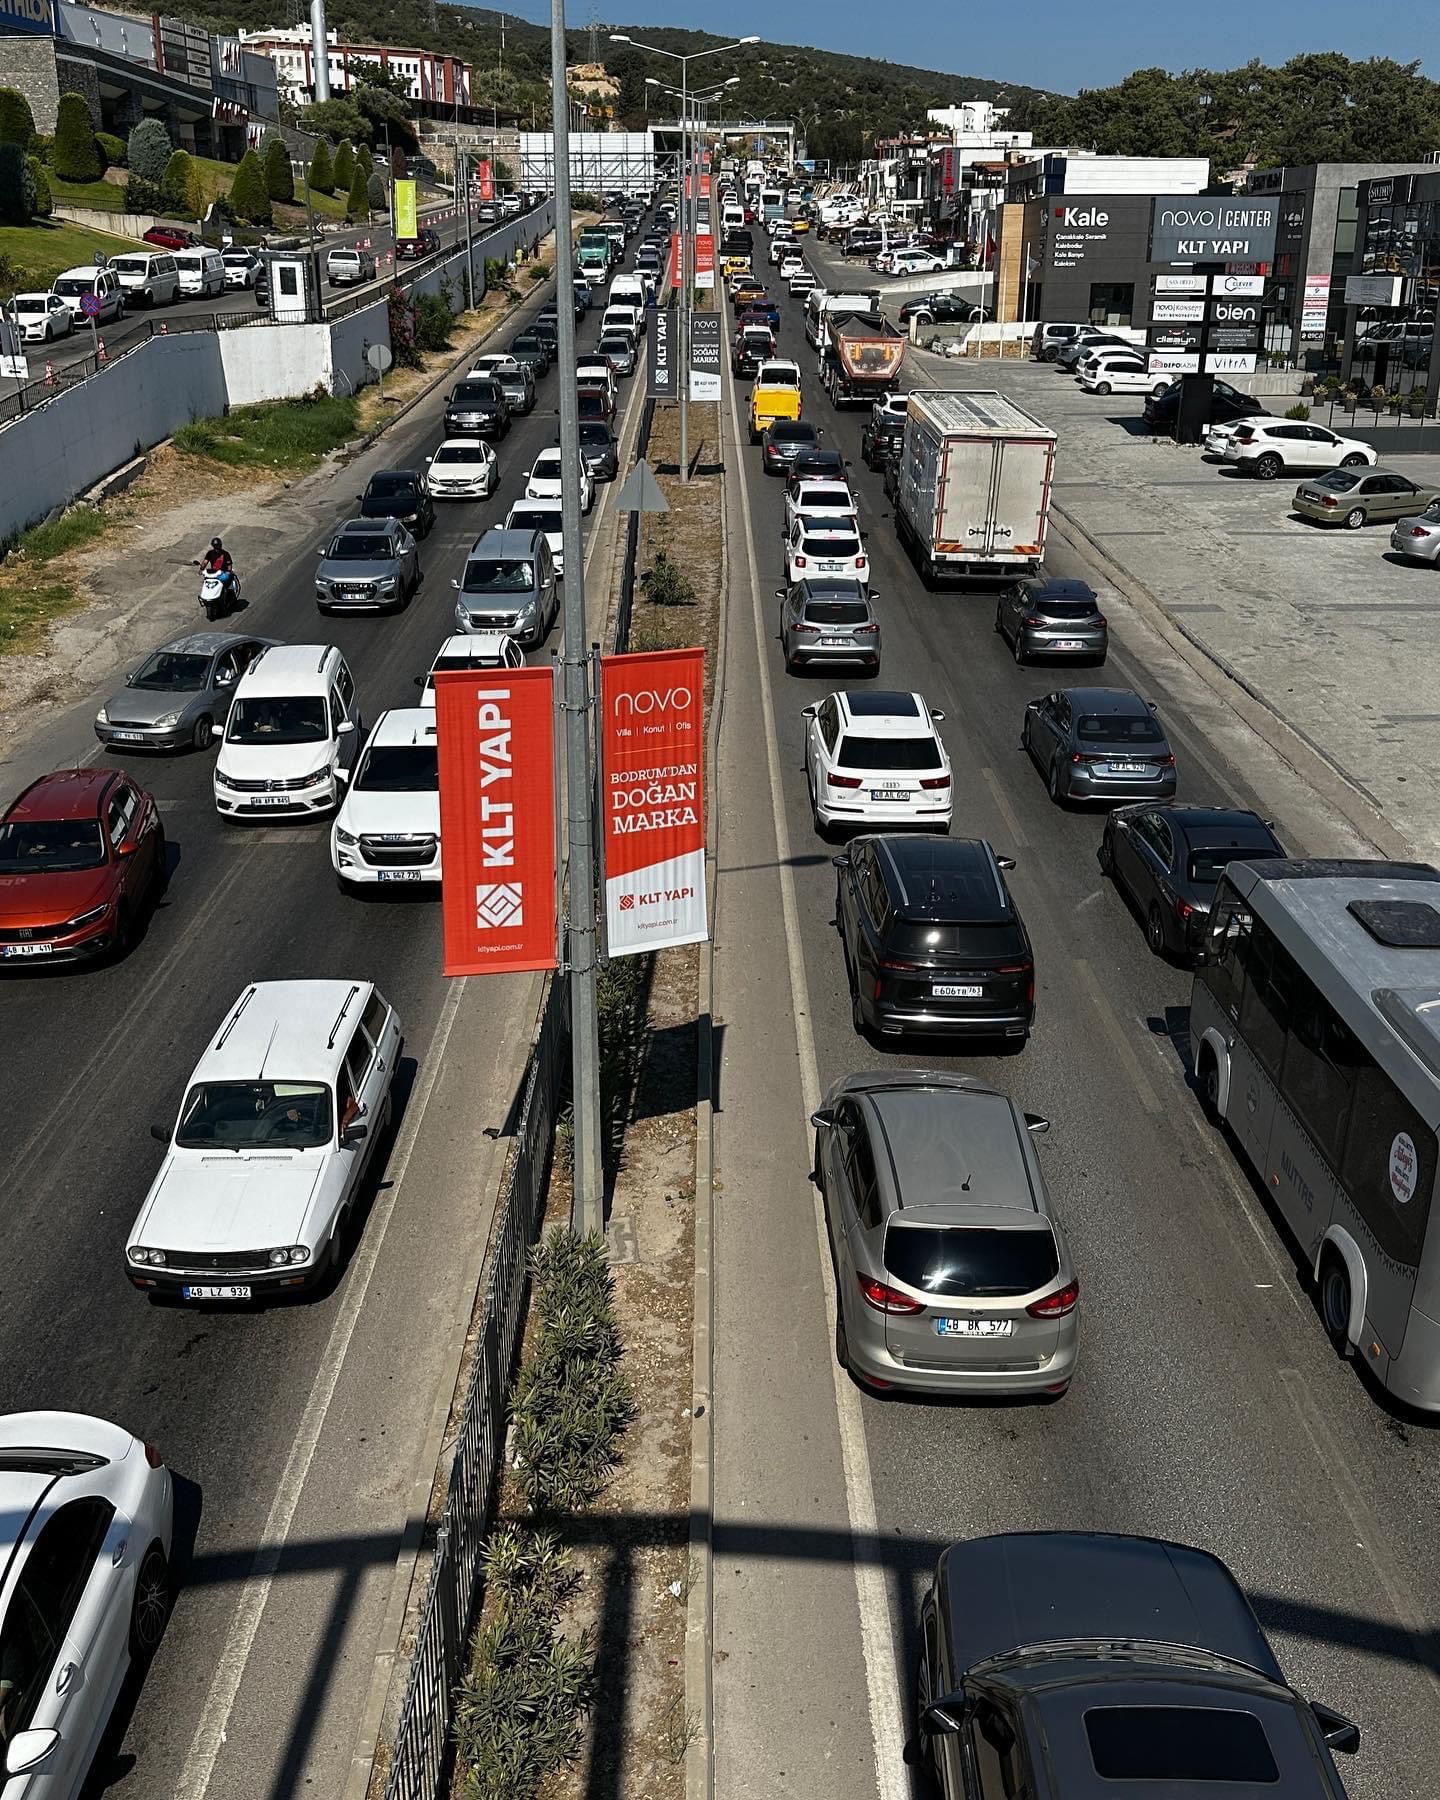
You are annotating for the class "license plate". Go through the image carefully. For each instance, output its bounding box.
[820,637,852,647]
[247,794,294,807]
[3,942,54,958]
[111,730,147,741]
[937,1317,1014,1338]
[870,789,908,802]
[183,1284,253,1300]
[1109,763,1146,775]
[1054,640,1085,651]
[818,561,844,572]
[377,870,423,882]
[933,983,982,999]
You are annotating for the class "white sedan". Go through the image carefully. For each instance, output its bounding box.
[785,515,869,584]
[803,688,952,836]
[417,632,524,705]
[11,291,73,342]
[525,446,594,514]
[424,437,498,499]
[332,709,441,888]
[778,255,804,281]
[1078,360,1172,397]
[0,1411,173,1797]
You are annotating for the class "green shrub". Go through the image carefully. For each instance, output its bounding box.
[413,288,453,352]
[307,137,334,196]
[639,549,697,607]
[331,136,355,195]
[347,164,369,215]
[26,155,51,218]
[95,130,125,169]
[356,141,373,176]
[123,174,162,214]
[1283,402,1311,421]
[571,190,600,210]
[365,170,386,211]
[161,148,194,213]
[263,134,294,203]
[0,142,34,224]
[51,92,100,182]
[229,147,272,226]
[525,263,548,283]
[483,256,507,293]
[30,133,52,165]
[0,88,35,149]
[126,118,170,185]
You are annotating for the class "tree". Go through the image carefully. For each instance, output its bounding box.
[332,137,355,194]
[231,147,272,225]
[95,130,125,169]
[263,134,294,202]
[342,57,412,102]
[307,136,334,196]
[27,154,51,217]
[366,171,386,211]
[299,97,368,145]
[0,87,35,149]
[347,163,370,215]
[51,92,101,182]
[355,83,415,151]
[356,141,374,176]
[0,141,34,223]
[126,117,170,185]
[162,148,195,214]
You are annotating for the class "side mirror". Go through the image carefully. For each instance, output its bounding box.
[809,1107,836,1129]
[5,1730,60,1778]
[451,578,461,590]
[775,588,786,599]
[1024,1113,1051,1135]
[996,855,1016,870]
[117,838,139,858]
[930,709,946,723]
[343,1122,370,1146]
[1311,1703,1361,1754]
[1148,700,1158,711]
[801,704,817,718]
[337,719,356,736]
[920,1697,965,1738]
[150,1122,170,1144]
[414,674,425,687]
[831,853,851,871]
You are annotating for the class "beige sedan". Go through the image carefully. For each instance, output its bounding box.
[1293,465,1440,529]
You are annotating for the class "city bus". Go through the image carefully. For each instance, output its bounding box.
[1191,857,1440,1409]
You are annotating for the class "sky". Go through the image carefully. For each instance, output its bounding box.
[534,0,1436,92]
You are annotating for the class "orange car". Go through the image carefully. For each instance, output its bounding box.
[0,767,165,965]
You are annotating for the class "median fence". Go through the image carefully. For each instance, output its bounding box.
[614,397,657,655]
[382,973,570,1800]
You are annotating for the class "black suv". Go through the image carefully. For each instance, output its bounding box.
[861,412,905,470]
[443,378,511,439]
[509,331,552,377]
[356,468,435,538]
[834,835,1034,1044]
[915,1531,1360,1800]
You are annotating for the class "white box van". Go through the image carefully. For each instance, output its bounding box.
[174,248,225,300]
[721,201,744,233]
[608,273,647,319]
[108,250,180,308]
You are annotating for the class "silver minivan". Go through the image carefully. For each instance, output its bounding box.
[813,1070,1079,1398]
[108,250,181,308]
[451,526,559,648]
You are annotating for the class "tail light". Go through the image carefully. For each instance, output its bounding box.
[1155,753,1176,766]
[792,622,818,634]
[1027,1279,1080,1319]
[1023,615,1044,626]
[1071,751,1103,764]
[918,775,950,790]
[1175,897,1194,921]
[827,773,862,788]
[855,554,867,569]
[144,1442,164,1469]
[858,1273,925,1315]
[795,554,807,567]
[1320,495,1338,507]
[1095,613,1107,625]
[857,622,879,634]
[1410,525,1431,537]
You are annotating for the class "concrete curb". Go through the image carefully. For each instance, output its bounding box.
[1048,499,1413,862]
[341,971,548,1800]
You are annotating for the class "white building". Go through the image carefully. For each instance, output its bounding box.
[237,24,470,108]
[927,101,1013,138]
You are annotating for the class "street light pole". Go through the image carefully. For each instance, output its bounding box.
[550,0,603,1233]
[680,58,689,482]
[456,137,475,307]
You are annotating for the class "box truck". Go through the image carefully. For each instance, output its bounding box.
[894,390,1057,584]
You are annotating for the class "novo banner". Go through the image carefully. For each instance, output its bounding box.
[394,178,417,241]
[601,648,707,957]
[689,313,721,400]
[694,228,715,289]
[1151,299,1205,323]
[434,667,558,976]
[1151,195,1278,265]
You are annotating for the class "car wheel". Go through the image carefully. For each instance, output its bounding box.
[1145,902,1167,956]
[1151,382,1170,398]
[1047,757,1066,804]
[1252,453,1282,480]
[993,602,1004,635]
[130,1544,170,1661]
[1094,381,1111,395]
[914,1642,940,1785]
[1343,506,1366,530]
[849,957,865,1034]
[1340,452,1367,469]
[1097,829,1114,876]
[1012,631,1027,665]
[192,713,214,751]
[113,900,134,957]
[1319,1252,1353,1355]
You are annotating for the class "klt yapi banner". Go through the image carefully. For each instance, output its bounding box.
[602,648,707,956]
[434,668,558,976]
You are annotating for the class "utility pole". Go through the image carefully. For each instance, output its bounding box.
[549,0,603,1234]
[456,136,475,306]
[679,66,689,483]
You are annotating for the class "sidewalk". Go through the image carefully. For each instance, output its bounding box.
[911,349,1440,859]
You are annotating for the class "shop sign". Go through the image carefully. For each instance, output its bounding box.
[1212,273,1264,296]
[1206,352,1257,374]
[1149,324,1202,351]
[1301,273,1330,335]
[1154,274,1207,294]
[1148,351,1200,374]
[1344,273,1403,307]
[1151,195,1278,263]
[1151,299,1205,323]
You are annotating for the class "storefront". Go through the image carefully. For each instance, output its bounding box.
[1342,171,1440,410]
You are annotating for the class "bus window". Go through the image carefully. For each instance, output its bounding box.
[1280,989,1360,1170]
[1200,886,1251,1019]
[1237,919,1293,1082]
[1341,1065,1435,1267]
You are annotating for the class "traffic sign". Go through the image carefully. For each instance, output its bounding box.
[80,292,103,319]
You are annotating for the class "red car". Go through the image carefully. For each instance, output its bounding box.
[142,224,198,252]
[395,227,441,259]
[0,768,165,965]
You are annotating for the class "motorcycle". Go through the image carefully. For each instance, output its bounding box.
[194,561,242,621]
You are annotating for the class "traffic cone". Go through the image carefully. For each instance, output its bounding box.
[97,338,107,364]
[44,361,55,387]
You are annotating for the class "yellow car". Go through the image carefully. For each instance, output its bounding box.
[748,359,803,443]
[722,255,754,282]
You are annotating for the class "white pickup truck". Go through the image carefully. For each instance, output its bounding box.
[325,246,377,288]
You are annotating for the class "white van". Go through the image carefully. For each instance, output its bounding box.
[721,201,744,233]
[608,273,648,319]
[108,250,180,308]
[51,265,124,325]
[174,248,225,300]
[213,643,361,820]
[600,304,642,346]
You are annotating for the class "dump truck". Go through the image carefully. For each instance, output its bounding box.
[893,389,1057,585]
[803,286,881,347]
[820,310,906,406]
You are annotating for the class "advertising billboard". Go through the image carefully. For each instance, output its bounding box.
[394,179,417,241]
[1301,274,1331,335]
[601,648,707,957]
[0,0,55,30]
[647,305,675,400]
[476,159,494,202]
[694,227,715,290]
[1344,274,1403,308]
[1148,351,1200,374]
[1151,299,1205,323]
[1150,196,1278,264]
[434,668,558,976]
[688,313,721,401]
[1154,273,1207,294]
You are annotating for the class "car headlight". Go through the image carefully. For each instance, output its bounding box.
[334,826,358,848]
[96,705,109,724]
[315,577,332,591]
[267,1245,310,1267]
[300,768,332,787]
[215,769,238,789]
[129,1246,166,1267]
[65,901,110,930]
[155,710,183,729]
[378,576,398,591]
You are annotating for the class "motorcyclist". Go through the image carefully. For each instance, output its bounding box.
[197,538,235,597]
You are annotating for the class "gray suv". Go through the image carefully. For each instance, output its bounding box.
[777,578,881,674]
[812,1071,1078,1398]
[452,526,558,647]
[315,519,421,613]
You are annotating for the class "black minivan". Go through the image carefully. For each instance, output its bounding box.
[834,835,1034,1044]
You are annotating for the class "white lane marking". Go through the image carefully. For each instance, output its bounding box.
[175,971,470,1800]
[724,346,909,1800]
[980,765,1028,850]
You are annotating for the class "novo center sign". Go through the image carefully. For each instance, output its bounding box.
[1151,196,1278,264]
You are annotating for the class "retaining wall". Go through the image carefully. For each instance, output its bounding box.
[52,206,163,238]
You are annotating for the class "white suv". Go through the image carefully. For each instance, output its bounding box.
[803,689,952,836]
[125,979,401,1299]
[332,709,441,890]
[417,632,524,706]
[1222,420,1378,480]
[213,644,361,819]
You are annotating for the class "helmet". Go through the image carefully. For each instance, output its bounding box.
[210,537,223,551]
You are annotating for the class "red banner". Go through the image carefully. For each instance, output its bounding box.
[671,231,681,287]
[694,230,715,289]
[684,173,713,200]
[601,648,707,956]
[476,158,494,202]
[434,667,557,976]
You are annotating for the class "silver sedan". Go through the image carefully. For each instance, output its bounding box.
[1390,500,1440,564]
[95,631,275,752]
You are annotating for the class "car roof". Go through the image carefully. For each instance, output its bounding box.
[197,980,376,1083]
[798,579,870,602]
[432,632,514,661]
[6,767,114,822]
[336,515,399,535]
[235,643,338,695]
[874,836,1012,920]
[367,707,437,746]
[469,528,543,556]
[936,1531,1282,1680]
[434,436,491,455]
[838,690,925,727]
[868,1083,1034,1216]
[153,630,258,657]
[1062,686,1148,715]
[367,469,421,484]
[1150,805,1278,849]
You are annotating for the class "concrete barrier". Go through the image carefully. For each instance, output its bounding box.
[52,206,184,239]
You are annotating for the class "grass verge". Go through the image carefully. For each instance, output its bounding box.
[0,218,137,298]
[48,172,127,211]
[174,392,360,471]
[0,504,116,653]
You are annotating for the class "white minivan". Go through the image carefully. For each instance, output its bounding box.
[213,643,362,820]
[108,250,181,308]
[174,248,225,299]
[600,304,642,346]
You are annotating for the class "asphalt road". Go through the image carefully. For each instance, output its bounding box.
[0,223,649,1800]
[712,227,1440,1800]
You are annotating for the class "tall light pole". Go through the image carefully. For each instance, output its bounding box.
[551,0,603,1232]
[613,32,756,481]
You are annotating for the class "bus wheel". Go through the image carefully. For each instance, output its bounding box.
[1319,1253,1353,1355]
[1197,1049,1221,1125]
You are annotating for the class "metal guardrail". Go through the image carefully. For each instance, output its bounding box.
[381,973,570,1800]
[614,396,657,655]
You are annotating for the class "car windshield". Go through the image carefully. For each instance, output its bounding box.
[452,383,499,404]
[1033,599,1100,620]
[1310,469,1362,491]
[227,697,328,743]
[759,368,800,388]
[579,424,613,448]
[433,445,483,465]
[804,600,869,625]
[771,425,815,444]
[1188,844,1280,886]
[12,297,47,314]
[52,277,96,297]
[531,457,562,479]
[836,735,941,770]
[110,257,152,274]
[175,1080,333,1151]
[1077,712,1164,743]
[888,920,1026,959]
[884,1225,1058,1298]
[0,819,105,873]
[130,650,212,690]
[600,337,629,353]
[464,559,533,593]
[356,743,438,791]
[333,535,395,563]
[366,476,419,498]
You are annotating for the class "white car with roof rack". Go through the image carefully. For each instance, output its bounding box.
[212,643,361,819]
[125,979,401,1299]
[416,633,524,708]
[332,709,442,889]
[802,689,952,835]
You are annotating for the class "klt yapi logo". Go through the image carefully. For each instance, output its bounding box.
[474,688,520,930]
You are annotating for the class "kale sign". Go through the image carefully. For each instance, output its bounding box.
[1150,197,1279,265]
